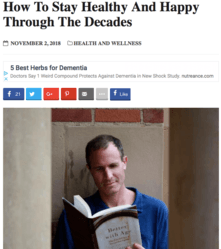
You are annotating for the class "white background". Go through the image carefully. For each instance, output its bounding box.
[1,0,220,108]
[1,0,221,247]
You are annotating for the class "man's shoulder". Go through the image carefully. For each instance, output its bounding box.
[132,187,168,214]
[142,193,167,211]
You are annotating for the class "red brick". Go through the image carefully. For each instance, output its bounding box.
[143,109,164,123]
[95,109,140,122]
[52,109,92,122]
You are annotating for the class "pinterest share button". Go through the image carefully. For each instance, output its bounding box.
[44,88,59,100]
[61,88,77,100]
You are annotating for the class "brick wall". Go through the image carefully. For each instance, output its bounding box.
[52,108,164,123]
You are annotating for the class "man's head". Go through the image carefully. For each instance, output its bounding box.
[86,135,124,169]
[86,135,127,197]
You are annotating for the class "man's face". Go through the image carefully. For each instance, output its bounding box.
[88,142,127,197]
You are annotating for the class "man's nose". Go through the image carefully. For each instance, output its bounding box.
[104,168,112,179]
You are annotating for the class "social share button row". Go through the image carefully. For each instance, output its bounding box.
[3,88,131,101]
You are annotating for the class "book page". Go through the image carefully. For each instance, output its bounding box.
[73,195,92,218]
[74,195,132,218]
[92,204,132,218]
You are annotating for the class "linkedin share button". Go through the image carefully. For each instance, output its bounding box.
[110,88,131,101]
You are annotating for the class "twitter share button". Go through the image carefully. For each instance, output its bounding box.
[26,88,42,100]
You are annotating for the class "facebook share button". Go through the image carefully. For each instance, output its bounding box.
[110,88,131,101]
[3,88,24,100]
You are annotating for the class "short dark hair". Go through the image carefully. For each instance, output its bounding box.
[86,134,124,168]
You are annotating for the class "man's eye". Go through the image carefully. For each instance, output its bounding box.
[96,167,102,171]
[110,164,118,168]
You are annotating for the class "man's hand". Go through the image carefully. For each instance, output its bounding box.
[125,243,145,249]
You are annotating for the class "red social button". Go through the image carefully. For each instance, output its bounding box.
[44,88,59,100]
[61,88,77,100]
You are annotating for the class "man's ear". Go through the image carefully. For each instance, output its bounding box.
[123,156,128,169]
[86,164,90,170]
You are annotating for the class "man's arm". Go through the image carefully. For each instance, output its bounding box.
[157,202,168,249]
[53,210,75,249]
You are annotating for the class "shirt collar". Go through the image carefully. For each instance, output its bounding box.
[128,187,143,213]
[94,187,143,213]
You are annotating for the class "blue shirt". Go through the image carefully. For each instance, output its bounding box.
[53,188,168,249]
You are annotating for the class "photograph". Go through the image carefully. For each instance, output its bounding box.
[3,108,218,249]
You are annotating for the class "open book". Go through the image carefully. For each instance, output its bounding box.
[62,196,142,249]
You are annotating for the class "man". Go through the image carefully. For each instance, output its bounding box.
[53,135,168,249]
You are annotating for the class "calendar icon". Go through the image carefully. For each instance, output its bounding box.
[3,41,9,46]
